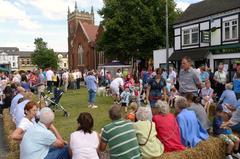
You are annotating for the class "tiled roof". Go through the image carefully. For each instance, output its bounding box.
[175,0,240,24]
[19,51,33,57]
[56,52,68,58]
[81,22,99,42]
[0,47,19,55]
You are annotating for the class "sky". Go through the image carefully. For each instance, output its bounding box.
[0,0,201,52]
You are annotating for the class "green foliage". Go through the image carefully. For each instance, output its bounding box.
[97,0,181,60]
[31,38,59,69]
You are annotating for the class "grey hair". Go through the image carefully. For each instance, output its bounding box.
[136,107,152,121]
[175,96,188,110]
[109,104,122,120]
[155,100,170,114]
[39,107,54,125]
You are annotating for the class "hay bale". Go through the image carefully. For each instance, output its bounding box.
[159,137,226,159]
[2,109,226,159]
[3,109,19,159]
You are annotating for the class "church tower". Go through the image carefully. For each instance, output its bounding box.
[67,1,95,69]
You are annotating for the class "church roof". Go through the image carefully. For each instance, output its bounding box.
[80,22,99,42]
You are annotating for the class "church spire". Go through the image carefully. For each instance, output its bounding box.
[91,6,94,14]
[75,1,78,12]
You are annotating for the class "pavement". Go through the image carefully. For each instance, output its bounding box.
[0,118,8,159]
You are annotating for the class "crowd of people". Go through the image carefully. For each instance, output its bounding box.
[0,56,240,159]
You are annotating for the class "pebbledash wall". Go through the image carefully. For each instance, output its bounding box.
[172,0,240,80]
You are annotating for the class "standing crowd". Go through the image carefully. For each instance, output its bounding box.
[0,56,240,159]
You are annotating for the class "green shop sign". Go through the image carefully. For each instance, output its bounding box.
[210,45,240,54]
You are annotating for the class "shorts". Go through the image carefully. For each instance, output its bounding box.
[110,85,120,95]
[201,98,213,106]
[219,134,239,144]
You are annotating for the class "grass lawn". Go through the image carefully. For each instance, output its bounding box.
[52,88,112,141]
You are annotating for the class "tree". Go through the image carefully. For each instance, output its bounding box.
[97,0,181,60]
[31,38,59,69]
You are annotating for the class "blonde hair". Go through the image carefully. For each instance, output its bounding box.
[225,83,233,90]
[24,92,34,100]
[129,102,138,112]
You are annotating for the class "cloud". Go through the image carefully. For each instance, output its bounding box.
[26,0,71,20]
[175,0,202,11]
[23,0,103,21]
[0,1,41,30]
[175,1,190,11]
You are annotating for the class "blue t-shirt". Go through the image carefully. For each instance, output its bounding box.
[20,122,56,159]
[142,71,151,85]
[21,82,31,91]
[212,116,232,135]
[233,79,240,93]
[220,90,237,107]
[200,71,209,82]
[86,75,97,92]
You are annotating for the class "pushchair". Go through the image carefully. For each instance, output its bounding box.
[40,88,69,117]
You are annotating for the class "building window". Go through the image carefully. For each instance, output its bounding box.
[182,27,199,45]
[223,19,238,41]
[64,63,66,67]
[78,45,84,65]
[27,59,30,65]
[22,60,25,65]
[12,62,15,67]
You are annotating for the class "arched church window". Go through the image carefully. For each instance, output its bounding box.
[78,45,84,65]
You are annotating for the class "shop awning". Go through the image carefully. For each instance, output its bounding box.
[169,48,209,61]
[0,67,10,72]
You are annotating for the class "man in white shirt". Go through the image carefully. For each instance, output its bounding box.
[46,68,54,94]
[10,87,25,118]
[214,63,227,98]
[14,92,33,126]
[168,66,177,85]
[62,71,69,92]
[110,76,124,103]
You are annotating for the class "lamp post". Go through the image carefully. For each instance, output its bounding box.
[165,0,169,76]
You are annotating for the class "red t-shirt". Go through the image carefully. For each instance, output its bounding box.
[152,113,185,152]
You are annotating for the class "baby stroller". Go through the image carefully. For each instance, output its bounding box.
[40,88,69,117]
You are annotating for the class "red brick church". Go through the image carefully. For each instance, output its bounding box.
[68,2,105,70]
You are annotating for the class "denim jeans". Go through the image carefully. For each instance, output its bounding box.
[47,81,52,93]
[44,145,70,159]
[88,89,96,104]
[149,89,162,108]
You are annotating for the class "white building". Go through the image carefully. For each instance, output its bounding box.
[153,48,173,69]
[57,52,69,69]
[0,47,19,71]
[171,0,240,80]
[0,47,69,71]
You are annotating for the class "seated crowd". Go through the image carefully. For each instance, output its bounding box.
[5,85,240,159]
[1,58,240,159]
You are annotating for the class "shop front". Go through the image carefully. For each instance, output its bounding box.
[208,44,240,81]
